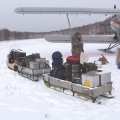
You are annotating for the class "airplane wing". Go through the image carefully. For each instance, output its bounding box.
[15,7,120,15]
[44,34,117,44]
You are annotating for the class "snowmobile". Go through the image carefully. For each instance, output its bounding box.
[6,49,26,71]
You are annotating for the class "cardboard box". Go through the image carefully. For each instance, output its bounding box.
[29,61,39,69]
[95,71,111,85]
[82,71,111,87]
[36,58,46,63]
[82,73,99,88]
[39,62,45,68]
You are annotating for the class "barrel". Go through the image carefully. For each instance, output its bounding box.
[72,64,81,81]
[72,64,80,73]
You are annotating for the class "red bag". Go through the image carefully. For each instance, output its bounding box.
[66,56,80,62]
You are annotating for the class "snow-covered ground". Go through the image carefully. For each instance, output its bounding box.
[0,38,120,120]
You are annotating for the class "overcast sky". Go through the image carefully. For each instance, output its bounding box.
[0,0,120,32]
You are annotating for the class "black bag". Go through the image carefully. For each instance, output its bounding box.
[26,53,40,61]
[52,60,64,69]
[72,78,82,84]
[10,49,26,59]
[50,68,65,80]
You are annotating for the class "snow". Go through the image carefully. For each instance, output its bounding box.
[0,38,120,120]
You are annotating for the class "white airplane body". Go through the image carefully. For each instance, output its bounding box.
[44,34,115,43]
[111,19,120,33]
[15,7,120,50]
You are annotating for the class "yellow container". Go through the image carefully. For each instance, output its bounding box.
[82,73,99,88]
[83,80,91,87]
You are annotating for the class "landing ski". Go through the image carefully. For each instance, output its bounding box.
[101,94,115,99]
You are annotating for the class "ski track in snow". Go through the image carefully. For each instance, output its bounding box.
[0,39,120,120]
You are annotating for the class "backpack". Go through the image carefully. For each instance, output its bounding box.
[52,51,64,69]
[52,51,62,60]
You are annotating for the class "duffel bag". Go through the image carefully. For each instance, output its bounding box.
[50,68,65,80]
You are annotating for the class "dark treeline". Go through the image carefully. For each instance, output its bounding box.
[45,17,113,36]
[0,29,47,41]
[0,17,114,41]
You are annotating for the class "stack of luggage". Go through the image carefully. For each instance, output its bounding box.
[65,56,81,82]
[25,53,40,62]
[50,51,98,84]
[50,52,82,83]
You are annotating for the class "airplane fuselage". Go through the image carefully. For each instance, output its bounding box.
[110,17,120,34]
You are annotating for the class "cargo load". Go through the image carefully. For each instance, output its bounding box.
[7,50,51,81]
[45,52,113,103]
[18,56,51,81]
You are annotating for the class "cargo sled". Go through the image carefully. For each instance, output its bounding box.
[43,72,113,103]
[43,52,113,103]
[7,50,51,81]
[17,57,51,81]
[18,53,51,81]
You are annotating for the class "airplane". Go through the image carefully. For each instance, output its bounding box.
[15,6,120,51]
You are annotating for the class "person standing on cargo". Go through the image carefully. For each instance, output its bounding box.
[72,32,84,57]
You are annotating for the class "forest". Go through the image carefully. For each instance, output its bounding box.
[0,18,113,41]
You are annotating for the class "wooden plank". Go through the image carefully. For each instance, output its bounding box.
[49,77,72,91]
[72,83,93,97]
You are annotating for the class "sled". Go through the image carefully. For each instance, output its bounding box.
[7,50,51,81]
[43,74,113,103]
